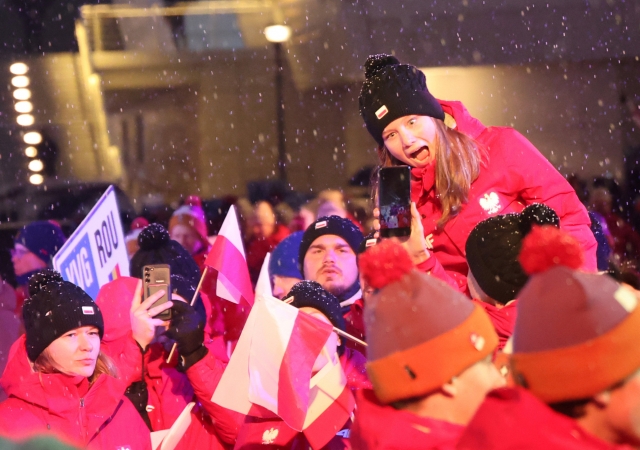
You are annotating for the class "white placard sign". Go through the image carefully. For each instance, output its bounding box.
[53,185,130,299]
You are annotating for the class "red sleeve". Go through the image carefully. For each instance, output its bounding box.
[498,128,597,271]
[185,351,244,445]
[416,255,464,292]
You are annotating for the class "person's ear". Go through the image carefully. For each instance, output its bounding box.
[441,376,458,398]
[593,390,612,408]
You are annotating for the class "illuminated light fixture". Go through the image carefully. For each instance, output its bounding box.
[11,76,29,88]
[29,174,44,185]
[25,146,37,157]
[10,62,28,75]
[17,114,35,126]
[13,88,31,100]
[23,131,42,145]
[28,159,44,172]
[15,101,33,113]
[264,25,292,43]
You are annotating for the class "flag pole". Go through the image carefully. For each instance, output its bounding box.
[167,266,209,363]
[333,327,368,347]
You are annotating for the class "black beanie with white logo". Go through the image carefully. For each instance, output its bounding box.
[23,269,104,362]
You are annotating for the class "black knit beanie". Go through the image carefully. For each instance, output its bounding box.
[23,269,104,362]
[284,280,346,355]
[298,216,364,275]
[130,223,201,301]
[465,204,560,304]
[359,54,445,147]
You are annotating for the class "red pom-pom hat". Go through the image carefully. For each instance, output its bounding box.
[362,240,498,404]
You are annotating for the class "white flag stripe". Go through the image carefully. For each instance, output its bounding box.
[255,253,273,299]
[218,205,245,257]
[247,297,298,414]
[211,301,259,414]
[303,356,347,429]
[216,271,242,304]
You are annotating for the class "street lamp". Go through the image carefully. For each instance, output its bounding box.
[264,25,291,183]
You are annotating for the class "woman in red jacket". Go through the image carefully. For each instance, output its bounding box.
[0,270,151,450]
[359,54,597,293]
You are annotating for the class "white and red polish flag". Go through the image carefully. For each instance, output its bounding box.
[203,205,254,307]
[212,260,355,448]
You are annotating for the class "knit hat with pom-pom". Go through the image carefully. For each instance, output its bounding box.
[359,54,445,146]
[360,239,498,404]
[283,280,346,355]
[23,269,103,362]
[511,226,640,404]
[465,203,560,304]
[168,196,209,248]
[130,223,201,302]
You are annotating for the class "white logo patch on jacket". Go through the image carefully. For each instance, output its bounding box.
[262,428,279,445]
[479,192,501,215]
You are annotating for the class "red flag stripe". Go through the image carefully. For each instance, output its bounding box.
[303,384,354,450]
[204,235,254,304]
[277,311,333,431]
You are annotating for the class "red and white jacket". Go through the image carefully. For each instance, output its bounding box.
[413,100,597,293]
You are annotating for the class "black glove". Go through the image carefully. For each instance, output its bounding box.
[165,301,207,369]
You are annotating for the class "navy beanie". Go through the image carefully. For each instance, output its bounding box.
[359,54,445,147]
[269,231,304,280]
[14,221,66,265]
[298,216,364,275]
[284,280,346,355]
[23,269,104,362]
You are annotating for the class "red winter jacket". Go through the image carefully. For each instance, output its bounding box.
[413,100,597,293]
[457,387,632,449]
[350,389,464,450]
[187,347,370,448]
[472,300,517,351]
[0,335,151,450]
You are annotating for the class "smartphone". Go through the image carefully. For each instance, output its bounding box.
[143,264,172,320]
[379,166,412,238]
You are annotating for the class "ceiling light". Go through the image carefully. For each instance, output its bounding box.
[15,101,33,113]
[10,62,28,75]
[25,146,37,157]
[13,88,31,100]
[28,159,44,172]
[17,114,35,126]
[23,131,42,145]
[29,174,44,185]
[11,76,29,88]
[264,25,292,43]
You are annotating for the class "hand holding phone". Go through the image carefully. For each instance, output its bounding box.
[143,264,172,320]
[379,166,412,238]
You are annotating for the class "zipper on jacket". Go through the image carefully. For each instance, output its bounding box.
[80,398,85,408]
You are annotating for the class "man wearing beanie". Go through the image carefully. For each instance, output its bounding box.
[350,240,503,449]
[11,220,66,315]
[465,203,559,350]
[169,195,211,272]
[299,215,366,353]
[458,226,640,449]
[268,231,304,299]
[359,53,596,294]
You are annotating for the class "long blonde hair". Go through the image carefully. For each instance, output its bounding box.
[373,119,487,227]
[34,349,118,384]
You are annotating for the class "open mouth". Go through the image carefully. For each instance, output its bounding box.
[409,146,430,162]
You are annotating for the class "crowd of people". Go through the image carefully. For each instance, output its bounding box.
[0,54,640,449]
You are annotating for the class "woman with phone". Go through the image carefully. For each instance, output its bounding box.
[0,270,151,449]
[359,54,597,293]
